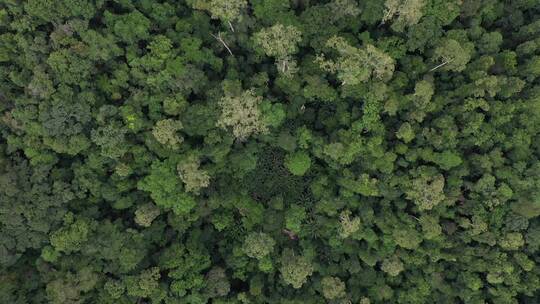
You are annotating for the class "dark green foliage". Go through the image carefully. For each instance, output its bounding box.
[1,1,540,303]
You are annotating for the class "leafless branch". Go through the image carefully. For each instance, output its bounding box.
[211,32,233,56]
[429,59,454,72]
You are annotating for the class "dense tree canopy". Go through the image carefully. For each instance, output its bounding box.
[1,0,540,303]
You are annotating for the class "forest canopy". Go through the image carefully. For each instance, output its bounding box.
[1,0,540,303]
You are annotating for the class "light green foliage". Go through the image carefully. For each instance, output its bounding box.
[254,24,302,59]
[499,233,524,250]
[115,162,132,177]
[164,95,187,116]
[91,123,128,159]
[396,122,415,143]
[338,172,380,197]
[433,39,472,72]
[434,150,462,170]
[254,24,302,76]
[284,151,311,176]
[134,203,161,227]
[419,214,442,239]
[125,267,161,298]
[280,249,314,289]
[285,205,306,234]
[137,159,196,214]
[393,228,422,250]
[208,0,247,24]
[217,89,269,140]
[339,210,361,238]
[383,0,425,31]
[412,80,434,108]
[177,155,211,194]
[317,36,395,85]
[261,101,286,128]
[152,119,184,149]
[381,256,404,276]
[188,0,246,30]
[321,276,346,300]
[159,243,211,296]
[50,215,92,254]
[406,173,446,211]
[104,280,125,299]
[243,232,275,259]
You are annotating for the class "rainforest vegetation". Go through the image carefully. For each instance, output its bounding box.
[1,0,540,303]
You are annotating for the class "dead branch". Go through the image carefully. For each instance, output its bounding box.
[211,32,233,56]
[429,59,454,72]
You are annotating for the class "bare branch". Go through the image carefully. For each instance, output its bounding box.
[429,59,454,72]
[227,20,235,32]
[211,32,233,56]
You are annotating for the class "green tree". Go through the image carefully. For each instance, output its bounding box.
[152,119,184,150]
[254,24,302,59]
[188,0,247,31]
[49,214,93,254]
[432,38,472,72]
[159,242,211,297]
[321,276,346,300]
[134,203,161,227]
[499,233,524,250]
[124,267,162,299]
[217,89,269,140]
[406,172,446,211]
[381,256,404,276]
[254,24,302,76]
[280,249,314,289]
[243,232,275,259]
[204,267,230,298]
[393,228,422,250]
[338,210,361,238]
[316,36,395,85]
[284,151,311,176]
[396,122,415,143]
[382,0,425,31]
[285,205,306,234]
[137,159,196,215]
[177,155,211,195]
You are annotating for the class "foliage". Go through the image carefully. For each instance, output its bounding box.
[177,155,211,195]
[1,1,540,303]
[243,232,275,259]
[152,119,184,150]
[321,276,346,300]
[316,36,395,85]
[284,151,311,176]
[217,89,268,140]
[279,249,314,289]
